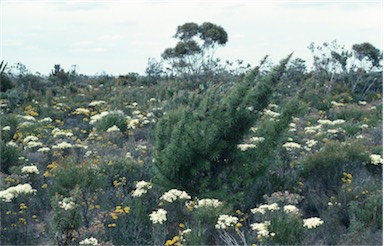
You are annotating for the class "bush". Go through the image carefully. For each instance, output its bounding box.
[0,141,19,174]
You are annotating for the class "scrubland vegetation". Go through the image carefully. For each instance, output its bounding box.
[0,23,382,245]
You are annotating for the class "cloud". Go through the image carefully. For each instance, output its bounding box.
[53,1,106,11]
[99,35,123,41]
[70,47,107,53]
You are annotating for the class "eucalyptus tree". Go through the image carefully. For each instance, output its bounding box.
[161,22,228,80]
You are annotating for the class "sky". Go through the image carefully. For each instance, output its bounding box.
[1,0,382,76]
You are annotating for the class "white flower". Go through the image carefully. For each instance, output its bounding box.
[250,136,265,143]
[106,125,120,132]
[73,108,90,115]
[51,128,74,138]
[0,184,36,202]
[125,152,133,159]
[2,126,10,131]
[79,237,98,245]
[304,125,322,134]
[263,109,280,118]
[59,197,76,210]
[149,208,167,224]
[370,154,383,165]
[331,101,344,107]
[359,124,369,129]
[282,142,301,151]
[23,136,39,143]
[128,118,140,129]
[303,217,324,229]
[195,198,223,208]
[132,181,152,198]
[52,142,73,149]
[305,140,318,148]
[160,189,191,203]
[6,141,18,147]
[215,215,238,229]
[358,101,367,105]
[21,165,39,174]
[26,141,43,149]
[89,100,106,107]
[250,222,270,237]
[18,115,36,121]
[39,117,53,123]
[283,205,300,215]
[89,111,109,124]
[135,144,147,152]
[237,143,256,151]
[37,147,50,153]
[251,203,280,214]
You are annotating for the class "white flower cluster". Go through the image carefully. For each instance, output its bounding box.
[237,143,256,151]
[79,237,98,245]
[149,208,167,224]
[283,205,301,215]
[51,128,74,138]
[89,111,110,125]
[73,108,90,115]
[303,217,324,229]
[23,136,43,149]
[135,144,147,153]
[24,136,39,143]
[370,154,383,165]
[89,100,106,107]
[304,139,318,151]
[251,203,280,214]
[18,115,36,121]
[250,136,265,143]
[250,221,273,237]
[215,214,238,229]
[39,117,53,123]
[282,142,301,151]
[26,141,43,149]
[132,180,152,198]
[160,189,191,203]
[195,198,223,209]
[0,184,36,202]
[106,125,120,133]
[52,142,73,149]
[91,110,125,125]
[330,101,344,107]
[304,125,322,134]
[21,165,39,174]
[2,126,10,131]
[58,197,76,211]
[37,147,50,153]
[318,119,345,126]
[6,141,18,148]
[263,109,280,118]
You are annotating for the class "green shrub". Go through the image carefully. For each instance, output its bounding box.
[154,55,299,205]
[94,111,127,133]
[0,141,19,174]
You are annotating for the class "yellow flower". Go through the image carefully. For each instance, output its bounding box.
[236,222,243,228]
[110,212,118,220]
[32,215,37,219]
[41,184,48,189]
[179,223,185,228]
[20,203,27,210]
[95,205,100,209]
[165,240,173,246]
[124,206,130,214]
[108,223,116,228]
[236,210,244,215]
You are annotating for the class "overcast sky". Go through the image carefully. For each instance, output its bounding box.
[1,0,382,76]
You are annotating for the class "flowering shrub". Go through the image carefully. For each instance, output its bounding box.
[149,208,167,224]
